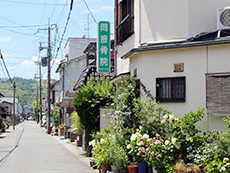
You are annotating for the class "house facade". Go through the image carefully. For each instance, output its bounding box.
[114,0,230,132]
[56,37,96,129]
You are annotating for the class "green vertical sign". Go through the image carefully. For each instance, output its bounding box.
[97,21,110,73]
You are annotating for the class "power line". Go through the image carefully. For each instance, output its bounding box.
[0,0,80,6]
[0,16,35,31]
[0,27,35,37]
[52,0,74,69]
[83,0,97,24]
[0,24,48,29]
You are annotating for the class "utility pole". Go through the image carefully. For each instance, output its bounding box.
[35,19,56,133]
[39,60,42,126]
[13,82,16,130]
[34,74,39,123]
[47,20,51,133]
[0,51,16,130]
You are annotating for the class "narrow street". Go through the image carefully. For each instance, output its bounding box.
[0,121,94,173]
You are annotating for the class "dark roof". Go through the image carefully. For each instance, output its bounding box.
[121,29,230,59]
[0,92,4,97]
[73,61,115,90]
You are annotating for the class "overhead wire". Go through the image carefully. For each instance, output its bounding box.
[83,0,97,24]
[51,0,74,70]
[0,16,35,32]
[0,0,77,6]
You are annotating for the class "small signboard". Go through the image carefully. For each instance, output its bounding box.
[97,21,110,73]
[42,97,46,111]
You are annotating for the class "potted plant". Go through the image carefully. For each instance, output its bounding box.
[91,136,112,172]
[112,144,129,173]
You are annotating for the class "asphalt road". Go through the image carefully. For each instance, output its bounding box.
[0,121,94,173]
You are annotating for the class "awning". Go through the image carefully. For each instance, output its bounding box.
[65,90,76,97]
[61,98,75,108]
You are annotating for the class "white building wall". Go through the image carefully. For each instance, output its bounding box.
[63,57,86,97]
[130,44,230,132]
[65,38,96,60]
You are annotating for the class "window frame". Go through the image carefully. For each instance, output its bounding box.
[115,0,134,44]
[156,76,186,103]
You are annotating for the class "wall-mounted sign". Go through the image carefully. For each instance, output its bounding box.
[97,21,110,73]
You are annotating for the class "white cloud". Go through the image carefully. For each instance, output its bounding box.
[101,6,113,11]
[0,36,12,42]
[21,60,35,68]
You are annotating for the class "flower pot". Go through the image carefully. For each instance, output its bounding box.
[127,165,138,173]
[152,167,158,173]
[120,168,128,173]
[101,164,110,171]
[138,162,148,173]
[111,165,119,171]
[99,168,106,173]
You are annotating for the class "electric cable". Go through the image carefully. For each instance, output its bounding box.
[0,0,79,6]
[51,0,74,69]
[0,16,35,31]
[83,0,97,24]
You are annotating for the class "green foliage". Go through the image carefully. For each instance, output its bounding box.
[91,125,128,169]
[32,100,40,116]
[110,78,156,132]
[53,107,59,127]
[70,111,83,135]
[0,77,57,106]
[73,76,115,153]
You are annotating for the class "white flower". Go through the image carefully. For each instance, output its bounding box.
[100,138,104,143]
[135,131,141,137]
[131,134,137,141]
[161,119,166,124]
[172,137,180,149]
[224,157,229,161]
[171,137,177,145]
[89,139,95,146]
[169,114,174,122]
[143,134,149,139]
[165,140,170,145]
[127,144,131,149]
[139,125,142,130]
[174,117,179,121]
[163,115,168,119]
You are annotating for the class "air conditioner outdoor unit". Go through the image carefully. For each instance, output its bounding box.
[217,7,230,29]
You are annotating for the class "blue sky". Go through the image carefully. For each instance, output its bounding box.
[0,0,114,80]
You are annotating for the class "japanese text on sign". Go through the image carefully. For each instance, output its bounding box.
[97,21,110,73]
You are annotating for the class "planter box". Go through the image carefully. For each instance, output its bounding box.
[58,129,65,136]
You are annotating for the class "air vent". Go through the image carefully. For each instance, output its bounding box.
[217,7,230,29]
[173,63,184,72]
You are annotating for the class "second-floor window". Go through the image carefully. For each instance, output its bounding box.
[156,77,186,102]
[115,0,134,44]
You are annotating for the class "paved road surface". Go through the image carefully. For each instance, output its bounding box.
[0,121,94,173]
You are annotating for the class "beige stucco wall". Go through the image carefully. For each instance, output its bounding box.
[129,44,230,132]
[116,0,230,77]
[139,0,230,43]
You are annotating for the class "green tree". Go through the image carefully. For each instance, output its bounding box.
[73,76,115,155]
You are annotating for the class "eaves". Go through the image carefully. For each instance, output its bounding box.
[55,55,86,73]
[121,38,230,59]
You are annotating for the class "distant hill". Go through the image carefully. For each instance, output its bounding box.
[0,77,57,106]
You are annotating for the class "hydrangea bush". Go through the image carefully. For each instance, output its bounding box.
[89,77,230,172]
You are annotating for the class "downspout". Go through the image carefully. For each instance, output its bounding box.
[206,45,209,131]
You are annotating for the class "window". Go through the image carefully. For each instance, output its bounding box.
[115,0,134,44]
[156,77,186,102]
[206,74,230,117]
